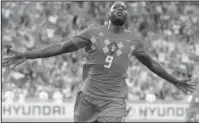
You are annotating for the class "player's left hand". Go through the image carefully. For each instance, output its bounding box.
[175,78,197,95]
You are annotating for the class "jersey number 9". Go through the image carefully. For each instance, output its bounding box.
[104,55,113,69]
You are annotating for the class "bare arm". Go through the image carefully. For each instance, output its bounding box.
[23,36,88,59]
[3,27,92,68]
[134,48,197,94]
[135,51,179,84]
[130,33,196,94]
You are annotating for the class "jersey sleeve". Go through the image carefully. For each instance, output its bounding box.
[72,27,92,49]
[132,37,146,56]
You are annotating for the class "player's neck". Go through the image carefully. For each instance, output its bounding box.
[108,22,125,34]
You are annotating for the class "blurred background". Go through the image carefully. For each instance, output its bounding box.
[1,1,199,122]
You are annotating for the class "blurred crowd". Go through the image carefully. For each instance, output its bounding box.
[2,2,199,103]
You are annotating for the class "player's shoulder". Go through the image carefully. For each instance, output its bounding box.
[124,29,142,44]
[77,24,104,37]
[87,24,104,31]
[125,29,142,39]
[85,24,106,36]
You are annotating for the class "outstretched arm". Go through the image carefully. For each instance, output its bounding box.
[2,35,90,68]
[135,51,179,84]
[24,36,87,59]
[4,25,92,60]
[132,38,196,94]
[3,26,92,69]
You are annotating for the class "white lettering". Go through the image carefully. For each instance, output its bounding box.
[13,105,21,115]
[104,55,114,69]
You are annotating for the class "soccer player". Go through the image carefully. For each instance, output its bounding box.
[3,2,197,122]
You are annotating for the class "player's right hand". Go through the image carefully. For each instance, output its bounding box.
[2,48,26,69]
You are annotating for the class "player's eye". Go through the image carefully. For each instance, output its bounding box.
[122,6,127,10]
[113,6,117,9]
[120,5,126,10]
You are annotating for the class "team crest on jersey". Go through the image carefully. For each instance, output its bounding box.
[103,39,124,56]
[108,42,119,55]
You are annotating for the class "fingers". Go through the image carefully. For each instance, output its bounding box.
[176,84,195,95]
[184,86,195,94]
[177,79,197,94]
[187,85,196,93]
[187,82,197,87]
[2,59,14,67]
[3,61,20,70]
[9,48,19,55]
[188,85,196,90]
[176,85,188,95]
[186,82,197,93]
[2,57,13,66]
[11,59,26,69]
[2,56,25,69]
[178,84,196,95]
[187,87,195,93]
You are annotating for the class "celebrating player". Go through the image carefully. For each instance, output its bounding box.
[2,2,197,122]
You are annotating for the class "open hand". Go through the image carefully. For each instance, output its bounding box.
[2,47,26,69]
[175,78,197,95]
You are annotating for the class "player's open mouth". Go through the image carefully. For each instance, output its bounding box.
[116,12,123,16]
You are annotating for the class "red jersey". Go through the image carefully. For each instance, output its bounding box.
[72,25,145,100]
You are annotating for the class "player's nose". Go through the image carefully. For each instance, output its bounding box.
[117,6,123,11]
